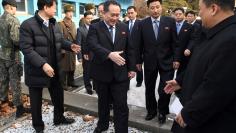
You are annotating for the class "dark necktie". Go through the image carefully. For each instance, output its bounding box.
[177,23,181,34]
[130,20,133,33]
[153,20,159,39]
[109,26,114,43]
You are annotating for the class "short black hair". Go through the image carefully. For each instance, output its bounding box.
[147,0,162,7]
[103,0,121,13]
[37,0,56,10]
[173,7,185,14]
[85,3,95,11]
[202,0,235,11]
[185,10,196,16]
[84,11,93,17]
[127,6,137,12]
[98,2,104,8]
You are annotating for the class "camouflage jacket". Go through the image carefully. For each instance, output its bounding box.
[0,11,21,61]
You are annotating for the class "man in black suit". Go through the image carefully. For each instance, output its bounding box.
[165,0,236,132]
[91,2,104,24]
[87,1,136,133]
[185,10,200,25]
[185,10,202,55]
[136,0,179,123]
[173,8,196,75]
[125,6,143,87]
[76,11,94,95]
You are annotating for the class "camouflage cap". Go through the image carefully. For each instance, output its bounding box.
[2,0,17,8]
[64,4,75,13]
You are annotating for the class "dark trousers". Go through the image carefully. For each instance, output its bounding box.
[136,69,143,84]
[171,121,185,133]
[177,56,190,76]
[82,59,92,88]
[61,70,75,87]
[144,67,173,115]
[28,77,64,131]
[95,79,129,133]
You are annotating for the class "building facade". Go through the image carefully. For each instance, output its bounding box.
[0,0,133,27]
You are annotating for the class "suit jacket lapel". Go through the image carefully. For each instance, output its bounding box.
[147,17,157,41]
[157,16,165,41]
[179,21,188,36]
[131,20,139,34]
[100,21,113,45]
[82,25,88,36]
[114,23,121,45]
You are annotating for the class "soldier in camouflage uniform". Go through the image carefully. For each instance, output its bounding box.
[0,0,29,117]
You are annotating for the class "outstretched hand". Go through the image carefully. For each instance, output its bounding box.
[176,113,187,128]
[71,44,81,53]
[108,51,126,66]
[164,80,181,94]
[128,71,136,79]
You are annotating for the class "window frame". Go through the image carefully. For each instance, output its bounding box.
[16,0,28,15]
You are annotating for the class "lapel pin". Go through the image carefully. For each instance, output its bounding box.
[165,27,170,30]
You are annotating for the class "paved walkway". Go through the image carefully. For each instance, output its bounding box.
[3,73,173,133]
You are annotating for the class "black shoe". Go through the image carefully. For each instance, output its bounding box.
[109,104,113,110]
[68,83,79,88]
[158,113,166,124]
[54,117,75,126]
[63,86,70,91]
[35,130,44,133]
[85,86,93,95]
[145,113,157,120]
[136,83,142,87]
[16,105,31,118]
[86,89,93,95]
[93,127,108,133]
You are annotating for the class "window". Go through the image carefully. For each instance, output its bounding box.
[79,3,86,15]
[121,9,126,16]
[16,0,27,13]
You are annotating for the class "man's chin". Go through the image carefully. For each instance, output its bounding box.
[152,15,160,19]
[110,23,116,26]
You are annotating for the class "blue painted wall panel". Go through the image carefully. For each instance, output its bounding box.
[0,0,133,27]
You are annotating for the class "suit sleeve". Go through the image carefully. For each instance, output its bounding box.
[181,39,236,128]
[187,23,202,52]
[76,28,83,59]
[171,18,181,62]
[76,28,81,44]
[19,21,47,68]
[176,71,185,86]
[54,24,73,52]
[87,24,111,62]
[61,37,73,51]
[126,27,136,71]
[136,21,144,64]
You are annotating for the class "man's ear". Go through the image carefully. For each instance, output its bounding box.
[44,5,48,12]
[210,4,220,16]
